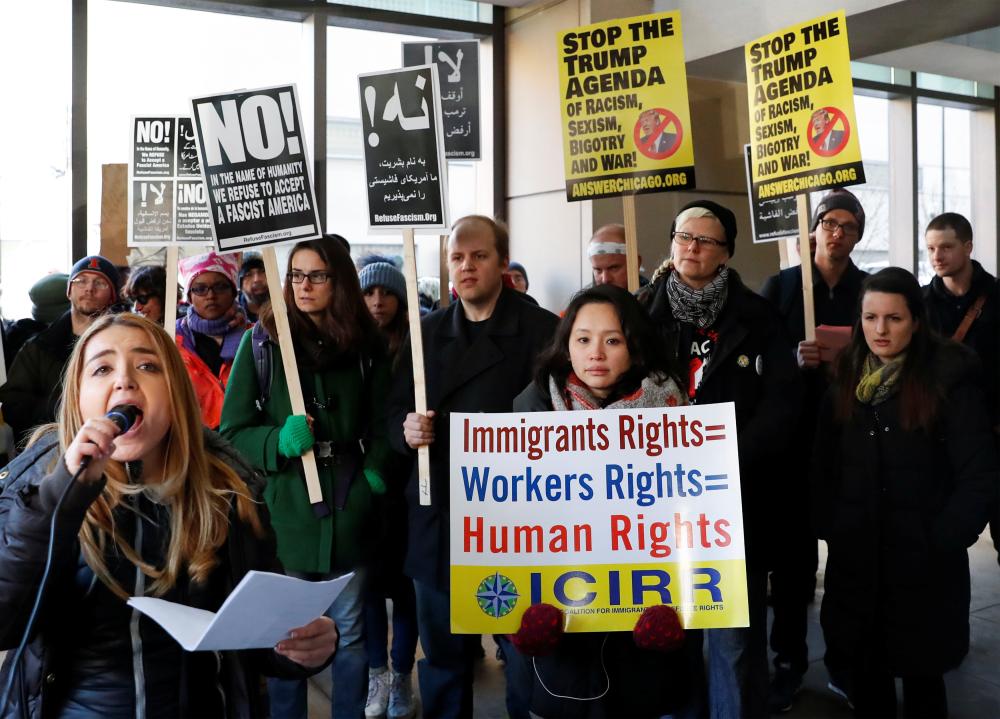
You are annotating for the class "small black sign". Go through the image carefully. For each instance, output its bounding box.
[359,66,448,230]
[744,144,799,244]
[403,41,481,160]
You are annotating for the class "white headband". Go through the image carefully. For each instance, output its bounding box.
[588,241,627,257]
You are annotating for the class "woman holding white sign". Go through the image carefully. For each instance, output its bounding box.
[0,313,338,718]
[220,236,392,719]
[512,284,690,717]
[813,268,996,718]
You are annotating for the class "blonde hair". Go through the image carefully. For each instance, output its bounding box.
[30,313,262,599]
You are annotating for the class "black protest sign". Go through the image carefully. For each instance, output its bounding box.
[133,117,176,177]
[743,144,799,243]
[402,41,481,160]
[129,116,213,246]
[191,84,321,252]
[359,66,448,230]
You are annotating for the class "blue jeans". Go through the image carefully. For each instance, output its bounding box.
[675,569,769,719]
[269,569,368,719]
[413,580,480,719]
[365,573,418,675]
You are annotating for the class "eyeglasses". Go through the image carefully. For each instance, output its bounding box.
[671,231,727,249]
[130,293,155,305]
[189,282,233,297]
[287,271,331,285]
[70,277,110,291]
[819,218,859,237]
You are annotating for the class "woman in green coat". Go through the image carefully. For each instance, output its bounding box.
[220,236,390,719]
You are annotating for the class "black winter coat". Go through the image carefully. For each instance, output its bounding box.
[387,288,558,589]
[638,269,801,567]
[0,312,77,446]
[0,431,324,719]
[811,344,997,675]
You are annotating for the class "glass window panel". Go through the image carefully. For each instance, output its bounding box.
[851,61,892,84]
[88,1,304,253]
[916,101,972,283]
[327,0,491,23]
[0,3,72,320]
[326,25,487,277]
[916,72,977,97]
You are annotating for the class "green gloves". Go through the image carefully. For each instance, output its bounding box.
[364,469,386,496]
[278,415,314,458]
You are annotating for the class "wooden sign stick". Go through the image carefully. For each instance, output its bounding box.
[797,194,816,341]
[439,235,450,308]
[403,229,432,505]
[164,245,179,330]
[622,194,640,293]
[261,248,328,516]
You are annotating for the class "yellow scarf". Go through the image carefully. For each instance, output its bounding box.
[855,352,906,405]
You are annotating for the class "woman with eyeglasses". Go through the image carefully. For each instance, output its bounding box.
[220,236,391,719]
[123,265,178,326]
[813,268,996,718]
[636,200,800,719]
[175,252,249,430]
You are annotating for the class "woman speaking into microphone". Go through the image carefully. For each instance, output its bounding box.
[0,313,337,718]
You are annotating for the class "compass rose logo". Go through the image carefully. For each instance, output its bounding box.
[476,572,519,618]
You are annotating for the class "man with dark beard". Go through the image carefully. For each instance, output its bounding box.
[238,252,270,322]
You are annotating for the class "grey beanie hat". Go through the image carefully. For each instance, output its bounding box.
[358,262,407,305]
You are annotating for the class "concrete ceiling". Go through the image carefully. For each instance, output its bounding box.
[674,0,1000,82]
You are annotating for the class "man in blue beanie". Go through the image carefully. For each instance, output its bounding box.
[0,255,120,444]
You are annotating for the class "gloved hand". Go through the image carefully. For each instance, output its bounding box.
[278,415,314,458]
[364,469,386,496]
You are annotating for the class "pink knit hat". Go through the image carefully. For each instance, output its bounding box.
[178,252,240,296]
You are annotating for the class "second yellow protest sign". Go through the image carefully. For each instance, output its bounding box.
[558,12,695,202]
[744,10,865,203]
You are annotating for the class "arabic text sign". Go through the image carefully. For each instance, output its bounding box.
[403,41,480,160]
[128,116,213,245]
[744,10,865,203]
[450,404,748,633]
[191,84,321,252]
[359,66,448,230]
[743,144,799,243]
[558,12,695,202]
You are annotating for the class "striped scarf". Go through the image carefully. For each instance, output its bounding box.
[855,352,906,406]
[665,266,729,328]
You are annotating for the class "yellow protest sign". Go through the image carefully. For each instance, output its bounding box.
[558,12,695,202]
[744,10,866,202]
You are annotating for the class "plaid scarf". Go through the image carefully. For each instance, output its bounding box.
[855,352,906,406]
[549,372,686,411]
[665,266,729,328]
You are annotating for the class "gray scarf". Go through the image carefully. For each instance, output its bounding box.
[665,266,729,328]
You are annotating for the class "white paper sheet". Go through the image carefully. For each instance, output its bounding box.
[128,570,353,651]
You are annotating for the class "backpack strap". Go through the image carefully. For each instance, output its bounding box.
[251,322,273,412]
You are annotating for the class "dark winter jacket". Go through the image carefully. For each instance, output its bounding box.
[0,430,325,719]
[811,343,997,675]
[0,312,78,446]
[387,287,558,589]
[637,268,801,567]
[922,261,1000,424]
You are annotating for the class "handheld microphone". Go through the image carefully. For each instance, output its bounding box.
[106,404,142,435]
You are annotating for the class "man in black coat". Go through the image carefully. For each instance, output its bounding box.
[638,199,800,719]
[0,256,120,445]
[388,215,558,718]
[759,188,868,712]
[922,212,999,425]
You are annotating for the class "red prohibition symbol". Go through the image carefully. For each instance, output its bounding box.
[807,106,851,157]
[634,108,683,160]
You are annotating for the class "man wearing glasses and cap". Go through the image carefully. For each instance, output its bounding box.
[0,255,121,443]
